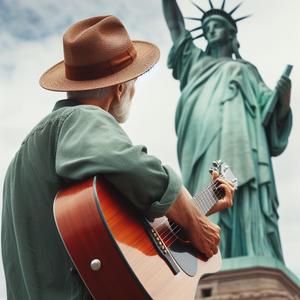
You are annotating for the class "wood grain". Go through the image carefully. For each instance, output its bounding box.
[54,177,221,300]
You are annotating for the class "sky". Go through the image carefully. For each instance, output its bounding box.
[0,0,299,298]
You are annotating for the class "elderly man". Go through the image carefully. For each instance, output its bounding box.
[2,16,234,299]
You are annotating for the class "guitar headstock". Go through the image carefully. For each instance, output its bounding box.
[209,160,238,190]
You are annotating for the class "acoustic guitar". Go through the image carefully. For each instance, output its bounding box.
[54,160,237,300]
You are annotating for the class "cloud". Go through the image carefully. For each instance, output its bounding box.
[0,0,299,298]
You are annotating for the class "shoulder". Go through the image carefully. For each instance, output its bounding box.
[23,104,118,146]
[57,104,117,127]
[235,59,260,72]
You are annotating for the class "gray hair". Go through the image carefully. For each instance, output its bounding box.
[66,79,136,100]
[67,86,111,100]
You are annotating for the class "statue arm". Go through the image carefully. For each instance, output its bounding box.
[162,0,186,42]
[262,77,293,157]
[275,76,291,122]
[246,65,292,157]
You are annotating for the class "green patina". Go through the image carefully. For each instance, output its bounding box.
[163,0,293,267]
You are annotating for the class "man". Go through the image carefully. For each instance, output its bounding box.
[162,0,292,260]
[2,16,234,299]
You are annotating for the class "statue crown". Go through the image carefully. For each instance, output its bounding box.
[186,0,251,40]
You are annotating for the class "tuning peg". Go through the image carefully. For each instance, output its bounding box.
[212,161,218,167]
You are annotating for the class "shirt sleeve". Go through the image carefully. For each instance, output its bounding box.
[167,30,202,91]
[55,105,182,219]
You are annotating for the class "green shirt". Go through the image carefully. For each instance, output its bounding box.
[2,99,181,300]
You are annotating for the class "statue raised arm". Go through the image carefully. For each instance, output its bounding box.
[162,0,186,42]
[163,0,293,263]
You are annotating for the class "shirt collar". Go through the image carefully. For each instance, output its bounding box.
[52,99,82,112]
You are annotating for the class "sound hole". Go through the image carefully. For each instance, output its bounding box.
[201,288,212,297]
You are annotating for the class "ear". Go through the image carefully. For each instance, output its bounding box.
[113,83,125,103]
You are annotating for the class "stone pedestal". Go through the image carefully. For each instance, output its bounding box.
[195,257,300,300]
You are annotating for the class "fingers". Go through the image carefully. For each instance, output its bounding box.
[211,182,234,212]
[212,246,218,255]
[188,216,221,258]
[204,247,217,258]
[211,170,219,180]
[218,183,234,196]
[219,185,233,207]
[216,177,235,190]
[280,75,291,85]
[204,237,219,257]
[200,238,219,258]
[206,222,221,246]
[277,77,291,94]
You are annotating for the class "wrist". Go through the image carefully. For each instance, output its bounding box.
[166,186,204,229]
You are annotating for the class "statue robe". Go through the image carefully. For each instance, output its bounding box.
[168,31,292,261]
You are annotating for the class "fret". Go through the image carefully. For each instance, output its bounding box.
[191,160,237,216]
[192,182,219,215]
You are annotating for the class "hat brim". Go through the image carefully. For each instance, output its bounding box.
[39,41,160,92]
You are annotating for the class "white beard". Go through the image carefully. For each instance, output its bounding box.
[111,90,132,123]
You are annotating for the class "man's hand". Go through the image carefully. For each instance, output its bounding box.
[166,187,221,258]
[186,212,221,258]
[206,171,235,216]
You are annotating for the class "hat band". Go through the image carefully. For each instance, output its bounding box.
[64,45,137,81]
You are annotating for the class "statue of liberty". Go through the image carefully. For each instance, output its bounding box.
[162,0,293,262]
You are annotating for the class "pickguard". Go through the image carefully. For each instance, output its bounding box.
[169,240,198,277]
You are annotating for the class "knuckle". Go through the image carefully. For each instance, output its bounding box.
[208,251,213,258]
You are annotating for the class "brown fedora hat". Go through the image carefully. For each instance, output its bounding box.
[39,16,160,91]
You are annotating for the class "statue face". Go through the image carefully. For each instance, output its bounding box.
[203,19,231,46]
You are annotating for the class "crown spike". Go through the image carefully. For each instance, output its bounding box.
[189,25,203,33]
[229,2,243,15]
[192,33,205,40]
[208,0,214,8]
[190,0,206,13]
[235,14,252,22]
[185,16,202,21]
[221,0,226,9]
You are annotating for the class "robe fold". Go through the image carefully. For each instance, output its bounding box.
[168,31,292,261]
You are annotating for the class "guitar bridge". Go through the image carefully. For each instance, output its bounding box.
[143,218,180,275]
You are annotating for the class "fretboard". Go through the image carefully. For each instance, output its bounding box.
[192,182,220,215]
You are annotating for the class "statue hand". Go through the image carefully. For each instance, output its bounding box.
[207,171,235,216]
[276,75,291,121]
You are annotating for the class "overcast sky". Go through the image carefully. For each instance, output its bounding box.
[0,0,299,298]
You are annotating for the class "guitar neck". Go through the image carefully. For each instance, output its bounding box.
[192,182,219,215]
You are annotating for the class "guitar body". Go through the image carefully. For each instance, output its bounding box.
[54,176,222,300]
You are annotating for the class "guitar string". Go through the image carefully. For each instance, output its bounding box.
[120,180,225,265]
[155,180,223,244]
[166,175,234,246]
[161,192,223,248]
[159,184,222,245]
[154,178,220,233]
[153,180,218,238]
[161,185,224,247]
[155,180,220,241]
[117,176,232,266]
